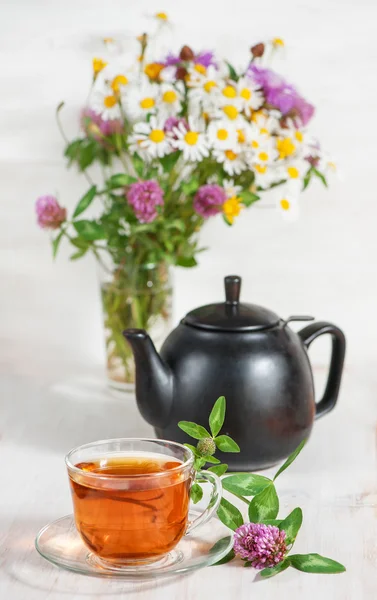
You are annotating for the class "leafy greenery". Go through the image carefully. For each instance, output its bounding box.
[182,396,346,578]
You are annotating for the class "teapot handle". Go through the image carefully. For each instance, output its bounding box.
[298,322,346,419]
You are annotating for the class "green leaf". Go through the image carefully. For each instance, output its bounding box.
[160,151,181,172]
[56,101,65,114]
[226,61,239,81]
[222,214,232,226]
[70,237,90,250]
[178,421,211,440]
[248,483,279,522]
[260,559,290,579]
[108,173,138,188]
[203,455,220,464]
[209,396,226,437]
[72,185,97,218]
[181,179,200,195]
[132,154,145,177]
[217,498,244,531]
[176,256,198,268]
[165,219,186,233]
[312,168,328,187]
[190,482,203,504]
[273,440,306,481]
[64,139,82,163]
[70,248,88,260]
[52,230,64,259]
[208,464,228,477]
[222,473,271,497]
[184,443,199,456]
[239,190,260,207]
[78,140,97,170]
[278,507,303,545]
[262,519,282,527]
[215,435,240,453]
[289,554,346,574]
[303,167,313,190]
[73,220,106,241]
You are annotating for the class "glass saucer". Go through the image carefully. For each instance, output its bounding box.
[35,511,233,579]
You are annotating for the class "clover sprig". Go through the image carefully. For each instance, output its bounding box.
[179,396,345,578]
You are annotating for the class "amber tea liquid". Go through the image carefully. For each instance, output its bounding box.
[69,453,192,561]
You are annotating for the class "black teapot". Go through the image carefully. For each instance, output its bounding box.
[124,276,346,471]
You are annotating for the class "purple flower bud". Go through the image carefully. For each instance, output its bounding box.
[233,523,287,570]
[193,184,226,218]
[81,107,123,140]
[127,180,164,223]
[35,195,67,230]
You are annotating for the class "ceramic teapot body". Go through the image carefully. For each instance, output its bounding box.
[124,276,346,471]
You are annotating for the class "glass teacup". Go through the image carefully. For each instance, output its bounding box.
[65,438,222,570]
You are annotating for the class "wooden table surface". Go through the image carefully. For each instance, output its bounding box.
[0,365,375,599]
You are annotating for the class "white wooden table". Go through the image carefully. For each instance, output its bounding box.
[0,364,375,599]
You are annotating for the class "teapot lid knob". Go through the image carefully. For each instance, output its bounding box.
[225,275,241,305]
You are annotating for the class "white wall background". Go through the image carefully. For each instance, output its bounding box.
[1,0,376,384]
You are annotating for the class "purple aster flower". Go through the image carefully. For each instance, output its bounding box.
[233,523,287,570]
[81,107,123,140]
[127,180,164,223]
[195,51,217,68]
[35,195,67,230]
[247,64,315,127]
[193,184,226,218]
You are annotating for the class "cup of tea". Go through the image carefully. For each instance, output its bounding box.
[65,438,222,570]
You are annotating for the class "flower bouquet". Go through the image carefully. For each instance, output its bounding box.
[36,13,333,389]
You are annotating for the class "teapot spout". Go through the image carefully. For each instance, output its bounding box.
[123,329,173,429]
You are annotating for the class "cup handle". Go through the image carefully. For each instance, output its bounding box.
[185,470,222,535]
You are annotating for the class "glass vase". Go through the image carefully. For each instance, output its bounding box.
[99,261,172,392]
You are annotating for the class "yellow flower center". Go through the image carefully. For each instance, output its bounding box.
[295,131,304,142]
[273,37,285,47]
[217,128,229,141]
[144,63,164,80]
[251,110,264,123]
[276,137,296,159]
[111,74,128,92]
[103,95,117,108]
[163,90,177,104]
[225,150,237,161]
[103,37,114,44]
[260,127,269,135]
[240,88,252,100]
[194,64,207,75]
[222,85,237,98]
[140,97,155,109]
[287,166,299,178]
[149,129,165,143]
[223,196,243,223]
[251,140,259,148]
[156,11,168,20]
[92,57,107,74]
[202,111,209,121]
[204,80,217,93]
[255,164,267,174]
[280,198,290,211]
[223,105,239,120]
[184,131,199,145]
[258,151,269,162]
[237,129,246,143]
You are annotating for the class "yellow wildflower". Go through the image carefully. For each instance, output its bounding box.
[155,11,168,21]
[144,62,164,80]
[272,37,285,47]
[276,137,296,159]
[223,196,243,224]
[92,57,107,76]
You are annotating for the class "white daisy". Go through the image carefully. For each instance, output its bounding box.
[90,86,121,121]
[252,110,281,136]
[216,103,247,127]
[252,163,282,189]
[158,82,183,117]
[236,77,264,115]
[207,120,238,150]
[213,148,246,176]
[171,117,209,162]
[223,178,242,198]
[122,80,159,121]
[188,65,222,110]
[128,116,171,159]
[252,139,279,166]
[276,190,299,221]
[279,158,310,186]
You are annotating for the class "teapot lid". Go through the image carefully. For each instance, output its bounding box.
[182,275,281,332]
